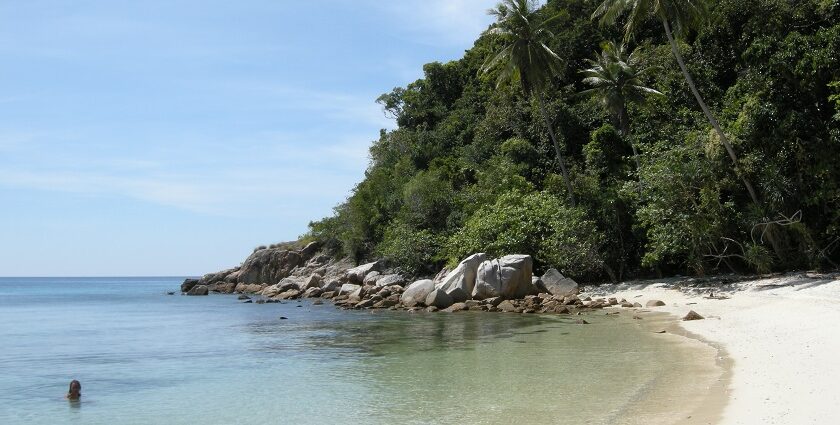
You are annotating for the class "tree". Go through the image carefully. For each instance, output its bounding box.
[481,0,576,206]
[592,0,762,207]
[579,40,662,175]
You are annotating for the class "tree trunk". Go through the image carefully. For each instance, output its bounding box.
[538,93,576,207]
[661,16,785,258]
[660,16,760,206]
[619,105,643,193]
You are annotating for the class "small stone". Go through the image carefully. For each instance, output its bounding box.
[683,310,705,321]
[646,300,666,307]
[279,316,288,320]
[243,300,253,303]
[497,300,517,312]
[426,306,439,313]
[255,299,265,304]
[238,295,251,300]
[575,319,590,324]
[313,299,323,305]
[632,315,643,320]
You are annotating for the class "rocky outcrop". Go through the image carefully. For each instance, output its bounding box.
[472,255,535,300]
[238,249,304,285]
[181,278,200,293]
[437,253,486,299]
[400,279,436,307]
[186,285,209,296]
[540,268,578,297]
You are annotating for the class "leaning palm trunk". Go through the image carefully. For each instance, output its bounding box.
[661,16,784,257]
[538,93,576,207]
[660,16,760,206]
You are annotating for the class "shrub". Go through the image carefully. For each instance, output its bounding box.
[447,190,605,278]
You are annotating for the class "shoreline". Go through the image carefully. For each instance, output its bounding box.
[586,272,840,424]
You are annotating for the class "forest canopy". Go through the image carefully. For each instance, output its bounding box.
[306,0,840,281]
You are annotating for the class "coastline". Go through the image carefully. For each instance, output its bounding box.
[586,272,840,424]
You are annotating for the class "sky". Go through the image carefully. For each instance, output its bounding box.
[0,0,497,276]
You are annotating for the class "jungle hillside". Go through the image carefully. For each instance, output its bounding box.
[306,0,840,282]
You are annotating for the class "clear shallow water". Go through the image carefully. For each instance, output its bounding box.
[0,277,718,425]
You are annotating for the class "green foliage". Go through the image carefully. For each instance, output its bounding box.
[448,191,605,277]
[378,222,445,276]
[305,0,840,278]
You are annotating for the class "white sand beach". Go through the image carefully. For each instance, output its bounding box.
[588,272,840,424]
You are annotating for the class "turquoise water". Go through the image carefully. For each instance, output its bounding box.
[0,277,719,424]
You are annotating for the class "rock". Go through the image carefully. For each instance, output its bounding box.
[646,300,666,307]
[683,310,705,321]
[279,316,288,320]
[447,287,469,303]
[299,241,321,258]
[400,279,436,307]
[540,269,578,297]
[426,306,439,313]
[425,289,454,309]
[575,319,590,325]
[355,299,375,309]
[497,300,518,312]
[464,300,482,309]
[166,291,175,295]
[375,274,406,287]
[181,278,200,293]
[186,285,209,296]
[608,298,618,306]
[443,302,467,312]
[620,302,634,308]
[302,274,323,290]
[313,299,323,305]
[345,261,382,284]
[437,253,486,299]
[282,278,304,291]
[363,271,381,285]
[277,289,302,300]
[633,302,642,308]
[237,295,251,300]
[242,299,253,303]
[238,248,305,285]
[303,287,322,298]
[472,254,534,300]
[322,280,342,293]
[339,284,361,296]
[255,299,265,304]
[532,276,547,294]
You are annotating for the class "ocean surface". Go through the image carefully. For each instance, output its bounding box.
[0,277,719,425]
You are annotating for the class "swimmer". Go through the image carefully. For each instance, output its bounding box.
[66,380,81,401]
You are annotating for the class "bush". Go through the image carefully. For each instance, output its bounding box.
[447,190,605,278]
[377,222,445,276]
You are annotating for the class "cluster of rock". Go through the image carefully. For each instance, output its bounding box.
[181,247,697,320]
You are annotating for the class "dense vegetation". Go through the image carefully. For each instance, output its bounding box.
[306,0,840,281]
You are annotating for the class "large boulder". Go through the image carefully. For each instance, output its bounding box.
[472,255,535,300]
[540,269,578,297]
[425,289,454,309]
[339,284,361,296]
[437,253,486,299]
[400,279,436,307]
[181,278,200,293]
[322,280,342,293]
[302,274,323,290]
[375,274,406,287]
[238,249,304,285]
[345,261,383,284]
[198,268,239,288]
[186,285,209,296]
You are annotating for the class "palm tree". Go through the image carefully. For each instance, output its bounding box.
[592,0,761,207]
[579,40,662,175]
[481,0,575,206]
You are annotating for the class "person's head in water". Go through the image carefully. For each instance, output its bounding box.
[67,380,81,400]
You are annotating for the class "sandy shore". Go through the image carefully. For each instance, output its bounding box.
[586,272,840,425]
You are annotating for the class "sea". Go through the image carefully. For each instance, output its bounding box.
[0,277,722,424]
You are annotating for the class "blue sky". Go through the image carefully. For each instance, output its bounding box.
[0,0,497,276]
